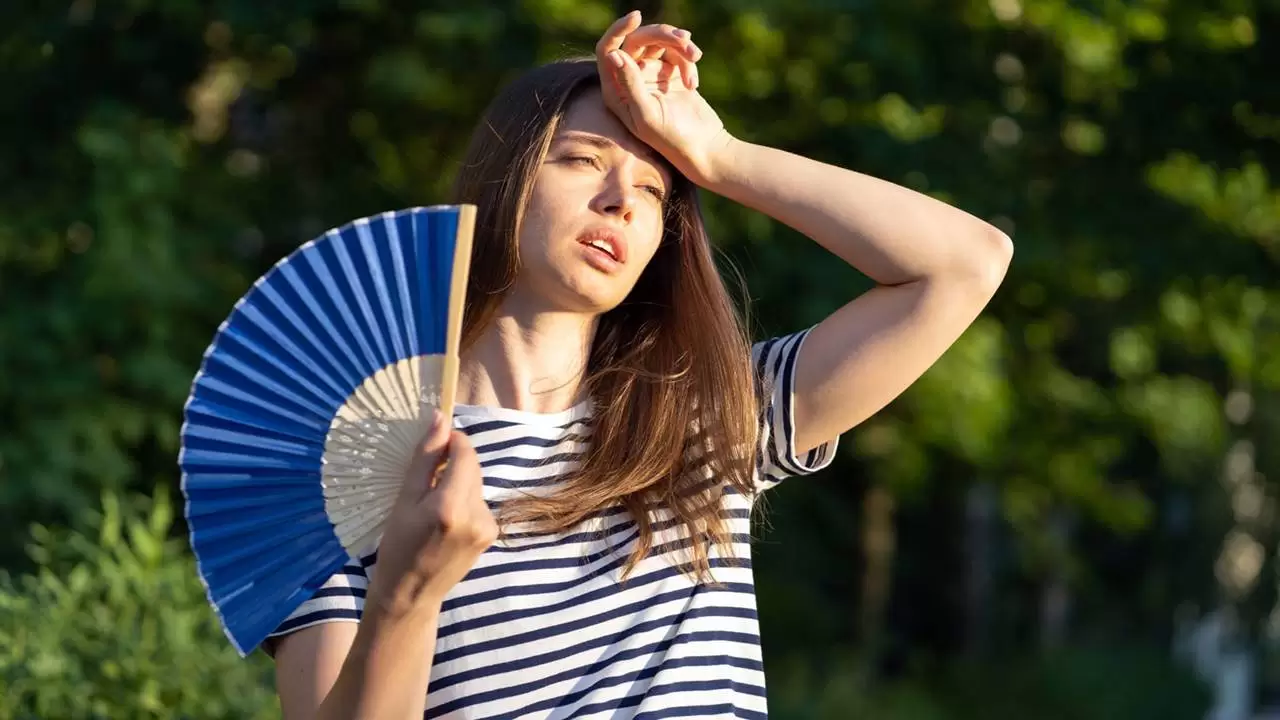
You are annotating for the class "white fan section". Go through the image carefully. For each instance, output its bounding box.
[321,354,445,557]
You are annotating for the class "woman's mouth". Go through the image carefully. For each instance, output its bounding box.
[583,237,619,261]
[576,227,627,271]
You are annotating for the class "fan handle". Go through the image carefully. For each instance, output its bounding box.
[439,203,476,424]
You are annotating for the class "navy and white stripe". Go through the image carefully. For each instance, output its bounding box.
[267,329,838,718]
[753,329,835,489]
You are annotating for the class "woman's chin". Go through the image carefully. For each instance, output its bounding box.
[509,274,632,318]
[560,288,629,316]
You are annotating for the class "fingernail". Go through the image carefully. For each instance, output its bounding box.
[674,29,690,39]
[430,409,444,430]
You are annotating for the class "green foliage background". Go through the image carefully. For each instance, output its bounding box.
[2,0,1276,716]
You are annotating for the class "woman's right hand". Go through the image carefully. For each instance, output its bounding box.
[366,410,497,619]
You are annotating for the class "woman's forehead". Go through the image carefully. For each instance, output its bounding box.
[557,90,666,171]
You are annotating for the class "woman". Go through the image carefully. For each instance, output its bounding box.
[271,11,1012,719]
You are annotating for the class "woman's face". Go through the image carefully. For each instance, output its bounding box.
[511,87,672,317]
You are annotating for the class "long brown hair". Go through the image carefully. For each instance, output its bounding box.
[448,58,759,581]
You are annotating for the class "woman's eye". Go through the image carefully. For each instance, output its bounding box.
[566,155,599,168]
[643,185,667,201]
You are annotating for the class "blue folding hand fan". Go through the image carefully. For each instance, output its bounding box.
[178,204,476,656]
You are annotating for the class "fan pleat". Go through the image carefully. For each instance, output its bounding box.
[193,501,329,550]
[381,217,429,449]
[270,265,366,392]
[190,377,328,438]
[198,517,335,574]
[434,212,459,348]
[412,211,446,355]
[368,214,414,357]
[282,258,378,395]
[206,526,343,607]
[216,326,343,412]
[202,352,331,421]
[307,237,384,377]
[185,399,327,446]
[331,224,395,371]
[184,484,317,516]
[234,302,352,404]
[182,423,319,459]
[184,470,316,488]
[337,225,423,426]
[197,527,328,586]
[181,447,319,473]
[361,216,421,421]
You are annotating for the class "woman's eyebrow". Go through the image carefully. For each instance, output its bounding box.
[554,132,667,171]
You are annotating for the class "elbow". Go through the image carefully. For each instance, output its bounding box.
[956,223,1013,295]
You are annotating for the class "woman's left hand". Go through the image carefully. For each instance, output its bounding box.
[595,11,735,187]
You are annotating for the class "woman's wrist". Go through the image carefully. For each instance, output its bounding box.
[319,574,442,720]
[685,129,744,190]
[365,574,445,625]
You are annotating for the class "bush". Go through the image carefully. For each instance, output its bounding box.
[0,488,279,719]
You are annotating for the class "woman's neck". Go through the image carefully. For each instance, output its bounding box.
[457,308,597,414]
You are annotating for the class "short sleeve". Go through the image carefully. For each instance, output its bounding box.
[752,327,839,491]
[261,554,369,655]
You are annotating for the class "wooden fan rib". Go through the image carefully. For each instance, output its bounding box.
[335,499,398,555]
[441,204,476,422]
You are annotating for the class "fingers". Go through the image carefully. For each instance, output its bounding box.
[617,23,701,91]
[596,10,643,56]
[424,408,451,448]
[421,429,496,550]
[619,24,702,64]
[430,430,482,496]
[401,410,452,500]
[604,48,646,112]
[598,13,701,92]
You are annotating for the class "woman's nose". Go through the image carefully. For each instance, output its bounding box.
[591,172,637,221]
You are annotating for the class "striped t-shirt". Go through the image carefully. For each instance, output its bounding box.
[268,329,837,718]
